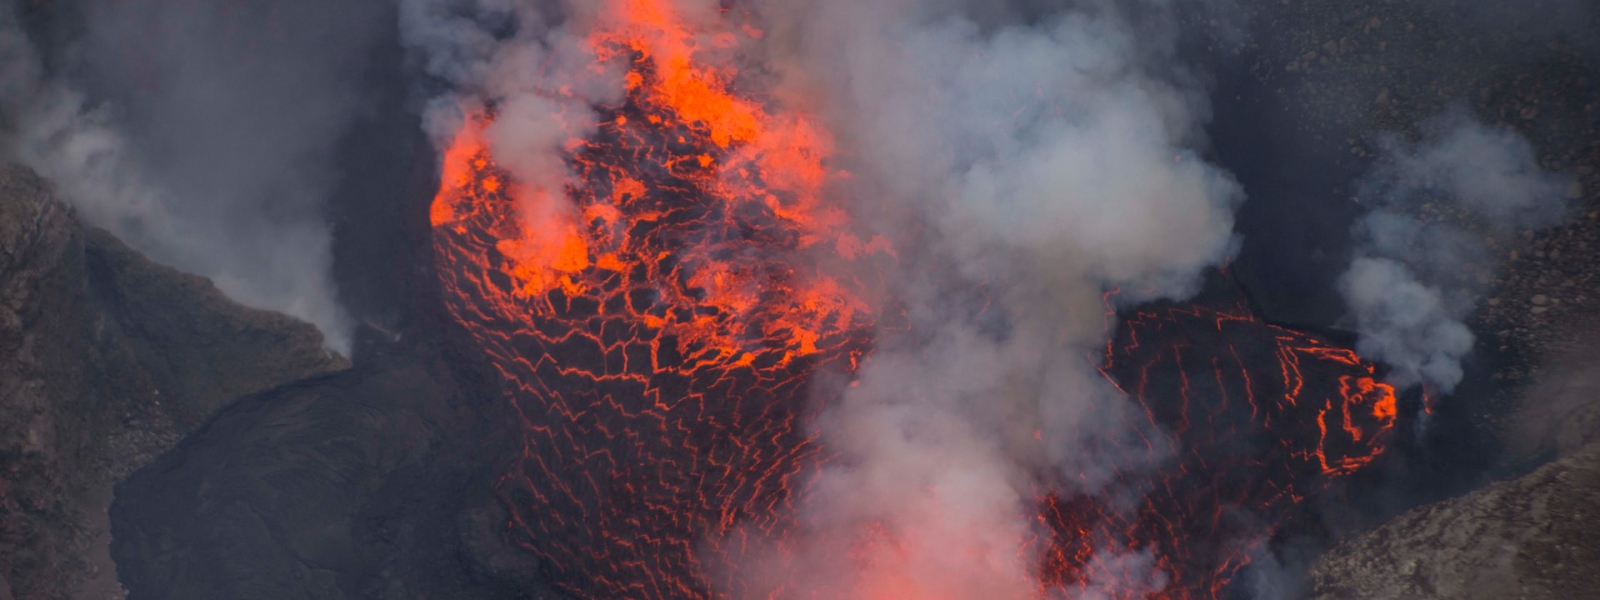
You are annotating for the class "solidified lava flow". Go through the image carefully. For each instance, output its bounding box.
[427,2,1397,599]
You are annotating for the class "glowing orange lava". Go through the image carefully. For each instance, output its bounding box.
[1039,291,1398,599]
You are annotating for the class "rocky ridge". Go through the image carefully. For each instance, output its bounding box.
[0,164,348,600]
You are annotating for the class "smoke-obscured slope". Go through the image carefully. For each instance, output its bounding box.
[0,0,391,352]
[1339,108,1575,394]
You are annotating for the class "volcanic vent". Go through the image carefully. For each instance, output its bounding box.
[425,1,1401,599]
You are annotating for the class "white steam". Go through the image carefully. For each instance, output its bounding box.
[1339,109,1573,393]
[0,0,384,352]
[1340,257,1476,393]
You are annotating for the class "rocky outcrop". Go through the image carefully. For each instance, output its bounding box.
[0,165,349,600]
[1308,441,1600,600]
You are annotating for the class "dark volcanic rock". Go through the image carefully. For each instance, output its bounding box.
[80,227,351,428]
[0,164,348,600]
[108,347,568,600]
[1308,442,1600,600]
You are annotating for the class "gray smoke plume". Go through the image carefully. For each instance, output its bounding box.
[0,0,386,352]
[723,1,1243,597]
[1339,108,1574,393]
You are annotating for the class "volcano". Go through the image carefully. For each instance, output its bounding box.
[8,0,1598,598]
[93,1,1454,599]
[417,3,1397,597]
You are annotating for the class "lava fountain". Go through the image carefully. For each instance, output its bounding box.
[427,1,1398,598]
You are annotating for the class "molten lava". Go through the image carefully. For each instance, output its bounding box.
[430,2,878,597]
[428,2,1398,599]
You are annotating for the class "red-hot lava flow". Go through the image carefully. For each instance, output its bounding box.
[428,2,1398,599]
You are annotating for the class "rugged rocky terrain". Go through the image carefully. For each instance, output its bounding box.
[1308,441,1600,600]
[0,165,348,600]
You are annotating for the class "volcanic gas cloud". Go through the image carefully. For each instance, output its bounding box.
[416,0,1399,598]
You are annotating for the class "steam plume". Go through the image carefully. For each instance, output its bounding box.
[1339,108,1573,393]
[0,0,385,352]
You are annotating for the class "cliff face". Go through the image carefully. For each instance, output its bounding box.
[0,165,349,600]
